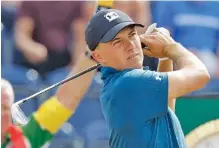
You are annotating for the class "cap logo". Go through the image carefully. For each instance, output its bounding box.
[104,12,119,22]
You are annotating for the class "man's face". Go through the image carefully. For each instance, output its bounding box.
[1,87,13,137]
[92,26,144,70]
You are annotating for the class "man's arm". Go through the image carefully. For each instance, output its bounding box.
[33,55,97,134]
[56,55,97,110]
[140,29,210,100]
[15,16,35,53]
[22,55,97,147]
[157,59,175,111]
[166,43,210,99]
[155,28,175,111]
[15,2,48,64]
[71,19,87,66]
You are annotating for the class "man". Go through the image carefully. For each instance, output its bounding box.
[14,1,84,77]
[85,9,210,148]
[113,1,158,71]
[1,54,97,148]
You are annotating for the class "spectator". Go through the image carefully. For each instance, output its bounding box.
[14,1,84,78]
[1,54,97,148]
[153,1,219,77]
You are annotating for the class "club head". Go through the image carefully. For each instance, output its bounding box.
[9,63,100,127]
[11,103,29,126]
[145,23,157,35]
[141,23,157,49]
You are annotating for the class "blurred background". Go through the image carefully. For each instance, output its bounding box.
[1,1,219,148]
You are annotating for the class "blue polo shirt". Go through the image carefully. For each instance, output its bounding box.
[100,67,187,148]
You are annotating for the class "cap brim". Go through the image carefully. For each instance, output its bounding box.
[100,22,144,43]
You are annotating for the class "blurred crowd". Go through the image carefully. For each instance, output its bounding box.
[1,1,219,148]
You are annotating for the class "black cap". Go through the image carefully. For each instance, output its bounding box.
[85,9,144,51]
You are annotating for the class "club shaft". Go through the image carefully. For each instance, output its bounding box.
[19,63,101,104]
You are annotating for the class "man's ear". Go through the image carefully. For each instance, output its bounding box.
[92,51,105,64]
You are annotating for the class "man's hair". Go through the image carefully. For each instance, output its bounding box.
[1,79,14,104]
[94,44,100,51]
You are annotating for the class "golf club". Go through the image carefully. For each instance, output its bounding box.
[11,0,115,126]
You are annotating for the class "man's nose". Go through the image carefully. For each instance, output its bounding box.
[125,39,135,52]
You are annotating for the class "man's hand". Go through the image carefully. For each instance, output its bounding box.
[15,16,48,64]
[23,43,48,64]
[140,27,175,58]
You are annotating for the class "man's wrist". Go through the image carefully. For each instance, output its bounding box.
[164,43,189,64]
[164,43,181,57]
[164,42,180,52]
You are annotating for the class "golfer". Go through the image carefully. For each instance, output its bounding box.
[1,55,96,148]
[85,9,210,148]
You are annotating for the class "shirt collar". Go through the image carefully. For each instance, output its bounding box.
[100,66,149,80]
[101,67,121,80]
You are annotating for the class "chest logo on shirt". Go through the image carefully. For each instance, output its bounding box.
[155,74,162,81]
[104,12,119,22]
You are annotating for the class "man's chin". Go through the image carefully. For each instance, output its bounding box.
[132,59,143,68]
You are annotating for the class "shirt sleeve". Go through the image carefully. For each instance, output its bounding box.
[116,69,168,121]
